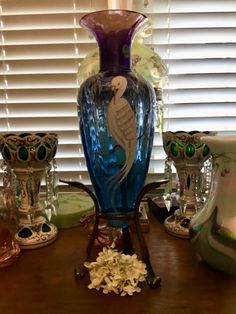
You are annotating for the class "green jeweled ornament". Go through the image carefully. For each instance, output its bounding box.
[185,144,195,158]
[37,145,47,160]
[18,146,29,161]
[2,146,11,161]
[170,143,178,157]
[203,144,210,157]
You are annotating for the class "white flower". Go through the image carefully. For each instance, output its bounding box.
[84,244,147,296]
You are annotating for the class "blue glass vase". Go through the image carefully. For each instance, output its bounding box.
[78,10,156,217]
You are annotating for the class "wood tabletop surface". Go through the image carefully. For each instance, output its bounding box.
[0,211,235,314]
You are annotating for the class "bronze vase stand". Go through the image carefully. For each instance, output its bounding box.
[60,179,168,289]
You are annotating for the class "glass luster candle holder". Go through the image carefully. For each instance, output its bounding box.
[0,132,58,249]
[162,131,215,238]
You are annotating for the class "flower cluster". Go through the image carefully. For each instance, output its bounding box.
[84,244,147,296]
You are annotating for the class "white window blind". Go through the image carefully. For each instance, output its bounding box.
[1,0,236,186]
[133,0,236,179]
[0,0,108,185]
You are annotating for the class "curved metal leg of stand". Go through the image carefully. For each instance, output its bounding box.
[134,214,161,288]
[74,214,99,278]
[122,226,135,255]
[60,180,100,278]
[134,180,168,288]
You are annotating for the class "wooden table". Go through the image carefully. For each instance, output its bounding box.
[0,213,235,314]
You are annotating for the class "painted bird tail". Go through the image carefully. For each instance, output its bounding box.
[105,164,129,210]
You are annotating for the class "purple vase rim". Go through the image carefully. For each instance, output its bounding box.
[79,9,148,73]
[79,9,148,29]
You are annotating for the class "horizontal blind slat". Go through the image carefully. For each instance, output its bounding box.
[1,43,97,59]
[167,74,236,89]
[0,88,78,102]
[0,103,77,118]
[167,59,236,74]
[163,88,236,104]
[147,28,236,45]
[0,59,82,74]
[153,43,236,59]
[1,29,94,45]
[147,12,236,29]
[0,117,79,132]
[165,117,236,132]
[1,13,89,30]
[1,0,107,15]
[165,103,236,118]
[136,0,236,14]
[0,74,77,89]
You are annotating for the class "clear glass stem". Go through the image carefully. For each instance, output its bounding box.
[175,163,202,215]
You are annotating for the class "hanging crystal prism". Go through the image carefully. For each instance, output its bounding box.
[44,158,58,221]
[163,157,173,211]
[155,87,165,134]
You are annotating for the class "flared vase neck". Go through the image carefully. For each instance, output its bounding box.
[80,10,148,73]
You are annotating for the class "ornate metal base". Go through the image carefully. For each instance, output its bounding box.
[61,179,168,289]
[15,216,58,249]
[164,209,191,239]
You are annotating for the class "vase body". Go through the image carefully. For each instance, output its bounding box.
[190,135,236,275]
[162,131,214,238]
[78,10,155,216]
[0,133,58,249]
